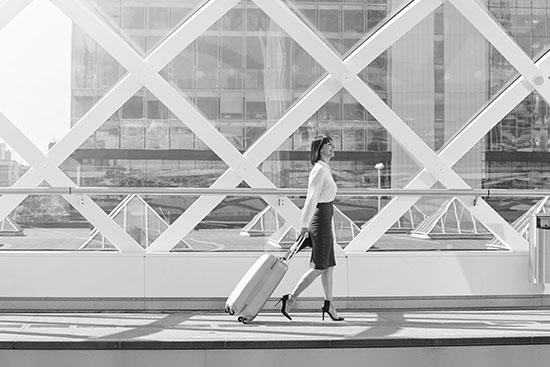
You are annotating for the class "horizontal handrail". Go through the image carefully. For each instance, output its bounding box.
[0,186,547,197]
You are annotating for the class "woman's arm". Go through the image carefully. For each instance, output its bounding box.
[300,166,323,230]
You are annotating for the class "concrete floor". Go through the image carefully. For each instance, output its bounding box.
[0,308,549,349]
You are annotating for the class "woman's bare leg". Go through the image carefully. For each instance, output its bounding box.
[288,268,323,310]
[321,266,333,301]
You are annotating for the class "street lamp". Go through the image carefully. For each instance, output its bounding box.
[375,162,384,212]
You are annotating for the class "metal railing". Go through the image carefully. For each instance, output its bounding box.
[0,186,547,197]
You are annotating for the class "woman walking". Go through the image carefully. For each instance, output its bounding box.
[276,135,344,321]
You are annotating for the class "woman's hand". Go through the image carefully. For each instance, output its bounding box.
[300,227,309,238]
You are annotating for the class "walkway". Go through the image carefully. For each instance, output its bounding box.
[0,308,549,349]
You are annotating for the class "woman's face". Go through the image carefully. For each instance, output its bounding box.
[320,140,335,161]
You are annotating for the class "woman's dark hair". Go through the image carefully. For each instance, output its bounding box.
[309,135,333,165]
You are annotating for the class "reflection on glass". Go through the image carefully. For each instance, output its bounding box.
[170,124,194,149]
[95,120,120,149]
[196,37,219,89]
[121,121,145,149]
[146,121,169,149]
[122,6,145,29]
[0,142,21,187]
[73,94,96,120]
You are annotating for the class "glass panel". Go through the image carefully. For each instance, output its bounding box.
[0,192,196,252]
[221,36,244,89]
[196,36,219,89]
[175,196,286,252]
[367,196,496,251]
[0,195,91,251]
[171,193,362,252]
[82,194,196,251]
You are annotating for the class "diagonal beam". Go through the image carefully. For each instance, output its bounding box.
[0,0,34,31]
[0,112,143,252]
[252,0,526,252]
[147,0,447,252]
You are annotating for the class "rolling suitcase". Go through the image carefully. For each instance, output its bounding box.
[225,234,309,324]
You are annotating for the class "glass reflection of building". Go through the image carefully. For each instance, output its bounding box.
[0,143,20,187]
[69,0,550,225]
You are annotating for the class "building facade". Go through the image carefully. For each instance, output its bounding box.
[68,0,550,226]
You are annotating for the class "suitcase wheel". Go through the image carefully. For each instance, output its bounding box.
[238,316,252,324]
[224,305,235,315]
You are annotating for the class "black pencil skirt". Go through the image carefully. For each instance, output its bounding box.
[308,201,336,270]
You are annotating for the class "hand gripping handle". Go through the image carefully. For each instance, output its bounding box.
[282,233,309,263]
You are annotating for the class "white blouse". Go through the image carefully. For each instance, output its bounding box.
[300,160,337,228]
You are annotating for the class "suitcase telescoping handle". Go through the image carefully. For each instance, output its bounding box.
[281,233,308,263]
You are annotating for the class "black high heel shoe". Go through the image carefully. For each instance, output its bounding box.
[275,294,293,320]
[321,300,344,321]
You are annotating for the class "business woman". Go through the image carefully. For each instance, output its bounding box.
[276,135,344,321]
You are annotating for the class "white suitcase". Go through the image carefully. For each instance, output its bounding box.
[225,235,308,324]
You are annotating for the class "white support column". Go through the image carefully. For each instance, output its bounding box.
[149,0,448,251]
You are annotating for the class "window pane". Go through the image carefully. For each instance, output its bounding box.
[196,37,219,89]
[122,6,145,29]
[148,7,169,29]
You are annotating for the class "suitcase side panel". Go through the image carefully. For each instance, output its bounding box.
[226,254,287,319]
[226,254,275,308]
[238,259,287,321]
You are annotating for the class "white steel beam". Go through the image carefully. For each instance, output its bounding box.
[0,0,34,31]
[50,0,306,252]
[151,0,448,251]
[252,0,526,252]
